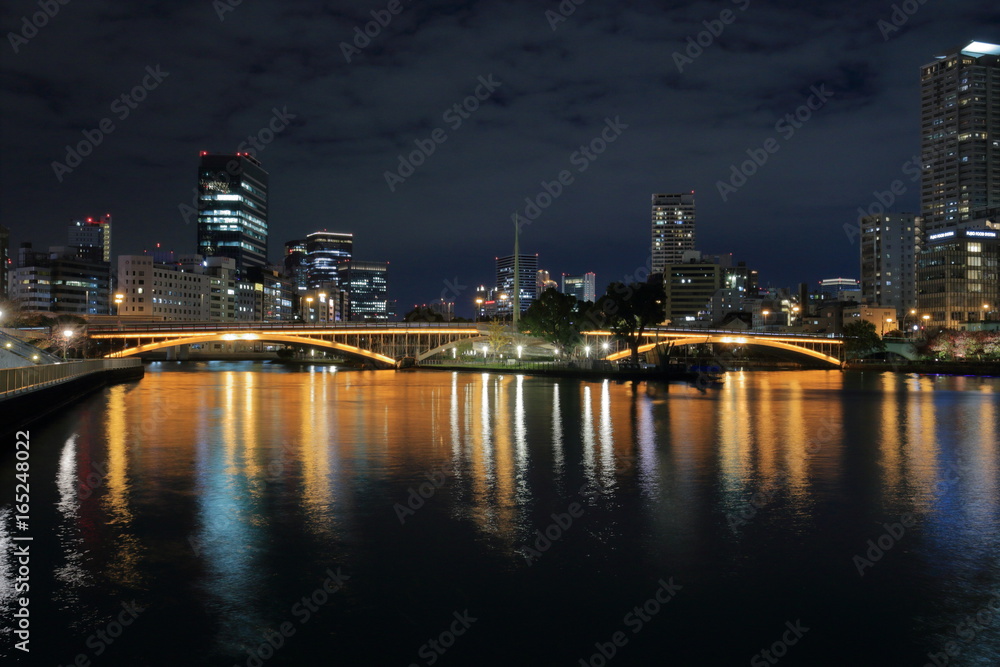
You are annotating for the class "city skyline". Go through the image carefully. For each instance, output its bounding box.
[1,2,996,315]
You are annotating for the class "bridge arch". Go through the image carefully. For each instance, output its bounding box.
[105,333,397,366]
[415,336,489,361]
[603,335,842,367]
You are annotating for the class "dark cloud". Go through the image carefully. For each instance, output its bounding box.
[1,0,996,312]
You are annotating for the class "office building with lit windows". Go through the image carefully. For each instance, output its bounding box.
[11,244,110,315]
[68,214,112,263]
[920,41,1000,231]
[561,272,596,304]
[196,152,269,275]
[917,223,999,329]
[496,253,538,316]
[337,260,389,321]
[652,192,696,273]
[306,231,353,289]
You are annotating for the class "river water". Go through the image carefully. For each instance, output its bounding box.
[1,362,999,666]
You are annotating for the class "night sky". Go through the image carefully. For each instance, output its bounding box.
[2,0,997,316]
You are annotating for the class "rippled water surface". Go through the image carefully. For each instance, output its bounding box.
[1,363,999,665]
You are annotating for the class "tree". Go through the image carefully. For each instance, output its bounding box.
[484,319,512,359]
[843,320,885,359]
[594,282,665,363]
[520,288,585,355]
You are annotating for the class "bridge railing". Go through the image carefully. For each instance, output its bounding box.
[86,321,484,334]
[0,358,142,399]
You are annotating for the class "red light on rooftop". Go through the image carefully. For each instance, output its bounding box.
[200,151,207,156]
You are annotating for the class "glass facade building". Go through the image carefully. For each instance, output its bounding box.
[337,260,389,322]
[197,152,269,275]
[306,231,353,289]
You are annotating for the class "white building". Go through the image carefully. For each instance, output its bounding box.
[652,192,696,273]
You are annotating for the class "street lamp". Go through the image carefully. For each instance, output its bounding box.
[584,345,591,358]
[984,304,990,323]
[882,317,893,336]
[62,328,74,360]
[305,296,314,322]
[516,345,523,360]
[761,309,770,330]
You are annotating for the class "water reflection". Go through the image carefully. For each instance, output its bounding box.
[26,364,1000,664]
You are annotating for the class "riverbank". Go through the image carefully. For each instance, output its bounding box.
[844,359,1000,375]
[0,360,144,439]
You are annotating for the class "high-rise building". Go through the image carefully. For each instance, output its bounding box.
[920,42,1000,231]
[860,213,923,316]
[0,225,9,298]
[197,152,269,275]
[652,192,696,273]
[496,253,538,316]
[337,260,389,321]
[306,231,353,289]
[561,272,596,303]
[283,239,309,292]
[68,214,112,263]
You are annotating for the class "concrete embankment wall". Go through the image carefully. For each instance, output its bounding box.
[0,364,144,440]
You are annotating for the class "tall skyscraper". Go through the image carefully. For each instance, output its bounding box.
[562,272,596,303]
[306,231,353,289]
[68,214,112,263]
[860,213,923,316]
[197,152,269,275]
[496,253,538,316]
[920,41,1000,231]
[652,192,696,273]
[337,260,389,321]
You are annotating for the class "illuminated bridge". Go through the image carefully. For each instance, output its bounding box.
[89,321,490,366]
[583,328,845,367]
[87,322,845,367]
